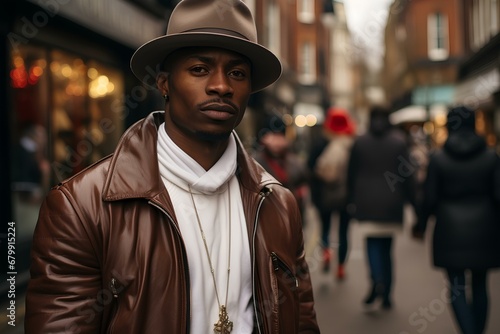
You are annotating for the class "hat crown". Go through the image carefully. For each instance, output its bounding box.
[324,108,355,135]
[167,0,258,43]
[130,0,282,93]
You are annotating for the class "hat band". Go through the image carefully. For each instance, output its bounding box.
[181,28,252,41]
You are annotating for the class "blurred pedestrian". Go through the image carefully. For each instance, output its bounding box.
[413,105,500,334]
[13,123,50,204]
[12,122,50,241]
[25,0,320,332]
[347,105,418,309]
[253,114,309,221]
[407,125,429,203]
[308,107,356,279]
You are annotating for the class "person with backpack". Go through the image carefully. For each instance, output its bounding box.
[308,107,356,279]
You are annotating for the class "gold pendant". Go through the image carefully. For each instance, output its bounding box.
[214,305,233,333]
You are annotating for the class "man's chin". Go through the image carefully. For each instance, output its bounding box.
[195,130,232,142]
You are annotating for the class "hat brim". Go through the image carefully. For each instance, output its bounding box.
[130,32,282,93]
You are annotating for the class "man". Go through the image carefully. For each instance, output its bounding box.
[346,106,417,310]
[25,1,320,333]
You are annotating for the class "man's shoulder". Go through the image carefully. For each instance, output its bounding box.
[55,154,113,195]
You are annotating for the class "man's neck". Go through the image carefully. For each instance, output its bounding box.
[190,142,229,170]
[165,128,229,170]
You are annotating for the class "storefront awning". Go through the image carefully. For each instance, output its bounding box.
[389,105,427,124]
[453,68,499,107]
[28,0,167,48]
[390,104,448,125]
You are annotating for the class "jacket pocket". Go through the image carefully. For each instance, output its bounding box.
[271,252,299,289]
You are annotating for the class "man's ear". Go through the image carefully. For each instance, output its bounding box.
[156,72,169,95]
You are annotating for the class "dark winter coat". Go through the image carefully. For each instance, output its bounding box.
[417,130,500,269]
[308,136,329,211]
[346,113,418,223]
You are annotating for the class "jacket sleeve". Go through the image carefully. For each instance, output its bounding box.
[416,153,440,233]
[291,201,321,333]
[296,253,321,333]
[401,144,419,209]
[25,186,102,333]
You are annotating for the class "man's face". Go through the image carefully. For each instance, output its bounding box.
[158,47,252,143]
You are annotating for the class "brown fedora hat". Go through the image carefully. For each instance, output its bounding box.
[130,0,282,93]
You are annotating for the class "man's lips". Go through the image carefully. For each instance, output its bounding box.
[200,104,237,114]
[200,104,237,120]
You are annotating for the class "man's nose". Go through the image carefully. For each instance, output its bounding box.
[206,70,234,97]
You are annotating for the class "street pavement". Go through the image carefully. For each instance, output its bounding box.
[2,203,499,334]
[303,203,500,334]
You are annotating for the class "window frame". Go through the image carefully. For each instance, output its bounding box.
[427,12,449,61]
[299,41,316,84]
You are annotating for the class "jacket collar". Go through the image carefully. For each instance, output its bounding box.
[102,111,276,202]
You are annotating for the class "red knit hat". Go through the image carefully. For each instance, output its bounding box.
[323,107,356,135]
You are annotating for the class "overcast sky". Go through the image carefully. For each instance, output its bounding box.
[343,0,394,69]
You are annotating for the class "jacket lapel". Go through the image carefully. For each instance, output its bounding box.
[102,112,165,202]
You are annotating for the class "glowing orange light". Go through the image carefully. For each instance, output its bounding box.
[31,65,43,77]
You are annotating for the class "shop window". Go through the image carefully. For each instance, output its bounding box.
[86,60,124,164]
[50,51,123,180]
[50,50,89,181]
[50,50,124,182]
[10,45,125,227]
[10,45,50,242]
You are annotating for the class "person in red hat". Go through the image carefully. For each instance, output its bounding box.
[308,107,356,279]
[25,1,320,333]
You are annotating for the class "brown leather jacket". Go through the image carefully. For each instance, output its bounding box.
[25,112,320,334]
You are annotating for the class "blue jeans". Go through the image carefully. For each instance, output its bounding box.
[446,269,488,334]
[366,237,393,300]
[319,208,350,264]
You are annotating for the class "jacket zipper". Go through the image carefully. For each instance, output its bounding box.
[110,277,119,298]
[107,278,121,333]
[252,187,273,334]
[148,201,191,334]
[152,184,276,334]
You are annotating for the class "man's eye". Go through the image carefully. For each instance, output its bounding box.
[191,66,207,74]
[230,70,246,78]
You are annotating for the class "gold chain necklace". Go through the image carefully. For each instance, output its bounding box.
[188,185,233,334]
